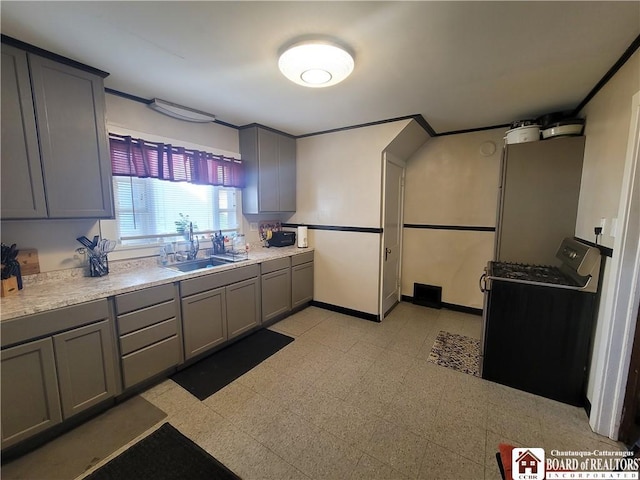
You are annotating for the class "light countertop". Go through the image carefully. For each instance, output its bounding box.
[1,246,313,321]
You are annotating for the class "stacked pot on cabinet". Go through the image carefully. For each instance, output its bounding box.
[504,111,586,145]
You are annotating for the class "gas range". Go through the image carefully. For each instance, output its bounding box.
[479,237,603,406]
[489,262,580,287]
[484,238,601,293]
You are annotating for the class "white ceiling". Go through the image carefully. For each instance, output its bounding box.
[2,1,639,136]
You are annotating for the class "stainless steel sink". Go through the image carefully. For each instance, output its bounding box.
[165,258,230,273]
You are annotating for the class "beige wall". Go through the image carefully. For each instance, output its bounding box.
[106,95,239,156]
[291,121,410,228]
[576,49,640,248]
[289,120,410,315]
[308,229,381,314]
[402,229,494,309]
[401,128,506,308]
[0,218,101,272]
[0,95,240,272]
[578,49,640,403]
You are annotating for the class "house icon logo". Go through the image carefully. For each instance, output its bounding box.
[512,447,545,480]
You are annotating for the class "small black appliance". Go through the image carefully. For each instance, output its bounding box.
[267,231,296,247]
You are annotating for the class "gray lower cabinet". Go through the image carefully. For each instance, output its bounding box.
[292,252,314,309]
[0,298,119,450]
[53,321,117,419]
[226,277,261,339]
[115,284,182,389]
[0,42,113,219]
[182,287,227,360]
[261,257,291,323]
[180,264,260,357]
[1,338,62,449]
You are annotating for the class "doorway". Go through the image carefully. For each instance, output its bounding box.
[380,152,405,318]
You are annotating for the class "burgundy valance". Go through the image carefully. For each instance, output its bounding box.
[109,133,244,188]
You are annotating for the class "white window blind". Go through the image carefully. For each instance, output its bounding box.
[113,177,239,245]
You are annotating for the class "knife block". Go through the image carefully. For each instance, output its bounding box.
[1,276,19,297]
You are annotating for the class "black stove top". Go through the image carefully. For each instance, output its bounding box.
[490,261,578,286]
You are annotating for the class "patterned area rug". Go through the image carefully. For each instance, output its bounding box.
[428,331,480,377]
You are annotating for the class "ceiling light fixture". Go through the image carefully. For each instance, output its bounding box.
[149,98,216,123]
[278,40,354,88]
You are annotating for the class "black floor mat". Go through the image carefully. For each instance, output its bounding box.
[171,329,294,401]
[85,423,240,480]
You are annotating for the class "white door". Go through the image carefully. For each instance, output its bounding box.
[381,153,405,317]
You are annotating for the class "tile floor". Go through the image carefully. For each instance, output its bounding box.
[83,303,623,480]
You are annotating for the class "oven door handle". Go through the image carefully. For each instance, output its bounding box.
[479,272,488,293]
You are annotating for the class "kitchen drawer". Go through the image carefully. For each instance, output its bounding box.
[121,335,180,389]
[261,256,290,274]
[291,251,314,266]
[117,300,176,335]
[115,284,176,315]
[1,299,109,348]
[180,264,259,297]
[119,318,177,356]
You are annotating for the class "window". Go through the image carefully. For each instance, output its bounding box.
[107,131,244,249]
[113,176,240,246]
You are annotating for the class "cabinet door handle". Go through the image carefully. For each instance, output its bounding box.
[385,248,391,261]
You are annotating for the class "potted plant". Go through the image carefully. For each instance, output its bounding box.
[174,214,198,238]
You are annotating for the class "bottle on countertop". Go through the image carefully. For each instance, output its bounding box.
[159,246,168,266]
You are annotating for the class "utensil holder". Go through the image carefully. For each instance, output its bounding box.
[89,255,109,277]
[1,276,19,297]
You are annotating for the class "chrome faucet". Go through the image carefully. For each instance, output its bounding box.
[187,222,199,260]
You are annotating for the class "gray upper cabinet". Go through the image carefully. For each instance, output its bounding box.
[1,45,47,218]
[0,42,114,220]
[29,54,113,218]
[240,126,296,214]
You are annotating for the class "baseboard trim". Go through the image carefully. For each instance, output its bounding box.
[310,298,482,321]
[402,295,482,316]
[310,300,380,323]
[442,302,483,316]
